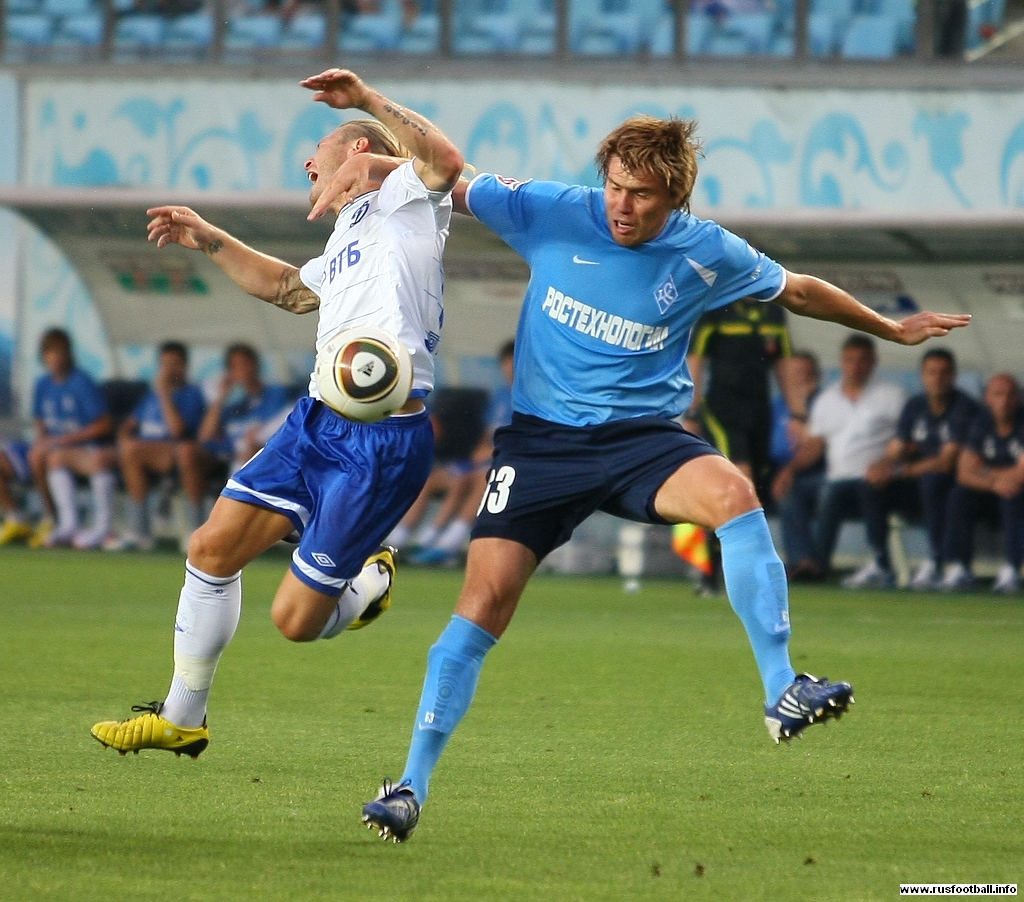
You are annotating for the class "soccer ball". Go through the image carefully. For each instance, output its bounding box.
[315,326,413,423]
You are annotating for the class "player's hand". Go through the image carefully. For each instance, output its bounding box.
[896,311,972,345]
[146,206,220,253]
[300,68,370,110]
[308,154,373,221]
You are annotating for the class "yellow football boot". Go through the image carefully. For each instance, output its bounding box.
[91,702,209,759]
[347,545,397,631]
[0,518,34,545]
[26,518,53,549]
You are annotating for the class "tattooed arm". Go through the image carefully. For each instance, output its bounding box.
[300,68,464,194]
[146,206,319,313]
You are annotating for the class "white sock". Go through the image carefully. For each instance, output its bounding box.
[436,519,471,553]
[318,558,391,639]
[47,467,78,535]
[413,524,438,548]
[90,470,116,536]
[161,562,242,728]
[386,523,410,548]
[125,495,148,539]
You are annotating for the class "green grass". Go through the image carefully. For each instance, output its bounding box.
[1,547,1021,901]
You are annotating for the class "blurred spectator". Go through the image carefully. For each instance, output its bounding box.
[198,343,292,478]
[770,349,826,581]
[938,373,1024,594]
[25,329,116,549]
[792,334,907,585]
[390,339,514,567]
[104,340,206,551]
[935,0,968,57]
[858,349,980,590]
[0,440,34,546]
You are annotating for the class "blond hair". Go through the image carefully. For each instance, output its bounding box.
[340,118,410,159]
[595,115,702,212]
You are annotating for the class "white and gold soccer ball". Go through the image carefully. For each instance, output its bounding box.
[315,326,413,423]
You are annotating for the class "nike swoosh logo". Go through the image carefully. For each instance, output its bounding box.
[573,255,599,265]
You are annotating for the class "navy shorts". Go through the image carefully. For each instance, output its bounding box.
[224,397,434,595]
[471,413,720,561]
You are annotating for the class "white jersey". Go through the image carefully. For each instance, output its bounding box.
[299,160,452,401]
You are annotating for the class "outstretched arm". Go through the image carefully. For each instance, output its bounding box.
[300,68,464,194]
[776,271,970,345]
[146,206,319,314]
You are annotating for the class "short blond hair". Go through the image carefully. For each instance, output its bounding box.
[595,115,702,212]
[340,118,409,159]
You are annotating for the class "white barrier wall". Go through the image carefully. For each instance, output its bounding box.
[21,78,1024,211]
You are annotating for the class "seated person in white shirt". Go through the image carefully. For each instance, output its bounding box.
[790,334,907,586]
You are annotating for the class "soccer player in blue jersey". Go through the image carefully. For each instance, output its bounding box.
[27,328,116,549]
[91,69,464,760]
[940,373,1024,593]
[854,348,980,590]
[198,343,292,476]
[102,340,207,551]
[337,113,971,843]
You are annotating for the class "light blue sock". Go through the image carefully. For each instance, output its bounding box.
[401,615,497,803]
[716,509,796,706]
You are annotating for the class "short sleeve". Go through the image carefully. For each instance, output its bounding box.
[299,253,326,296]
[376,159,451,219]
[706,226,786,310]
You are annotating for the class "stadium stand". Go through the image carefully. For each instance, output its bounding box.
[2,0,1020,61]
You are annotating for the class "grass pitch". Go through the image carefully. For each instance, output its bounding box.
[0,546,1021,901]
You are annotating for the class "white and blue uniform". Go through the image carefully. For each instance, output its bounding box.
[33,368,108,439]
[223,161,452,594]
[465,175,785,427]
[204,384,293,461]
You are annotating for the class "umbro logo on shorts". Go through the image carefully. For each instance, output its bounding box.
[312,552,336,568]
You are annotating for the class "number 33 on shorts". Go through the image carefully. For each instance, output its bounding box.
[479,465,516,514]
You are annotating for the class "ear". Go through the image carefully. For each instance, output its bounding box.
[350,136,371,156]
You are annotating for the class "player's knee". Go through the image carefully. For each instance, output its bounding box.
[714,471,761,524]
[270,601,319,642]
[186,522,235,575]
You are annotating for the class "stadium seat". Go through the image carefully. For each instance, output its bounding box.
[454,9,521,54]
[571,0,645,55]
[876,0,915,51]
[841,14,897,58]
[397,11,440,52]
[338,9,402,52]
[51,10,103,47]
[7,0,41,11]
[649,11,713,56]
[225,13,282,49]
[280,11,326,50]
[808,11,839,55]
[517,0,555,54]
[163,11,214,53]
[114,14,166,51]
[42,0,95,14]
[811,0,854,32]
[5,12,53,47]
[708,11,775,54]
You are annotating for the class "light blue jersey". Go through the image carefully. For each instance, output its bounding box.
[465,174,787,427]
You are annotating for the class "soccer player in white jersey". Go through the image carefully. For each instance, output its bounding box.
[330,114,972,843]
[91,69,464,759]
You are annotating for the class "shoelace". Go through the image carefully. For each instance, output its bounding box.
[129,701,162,716]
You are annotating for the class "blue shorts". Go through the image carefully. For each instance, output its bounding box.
[223,397,434,595]
[0,440,30,481]
[472,413,720,561]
